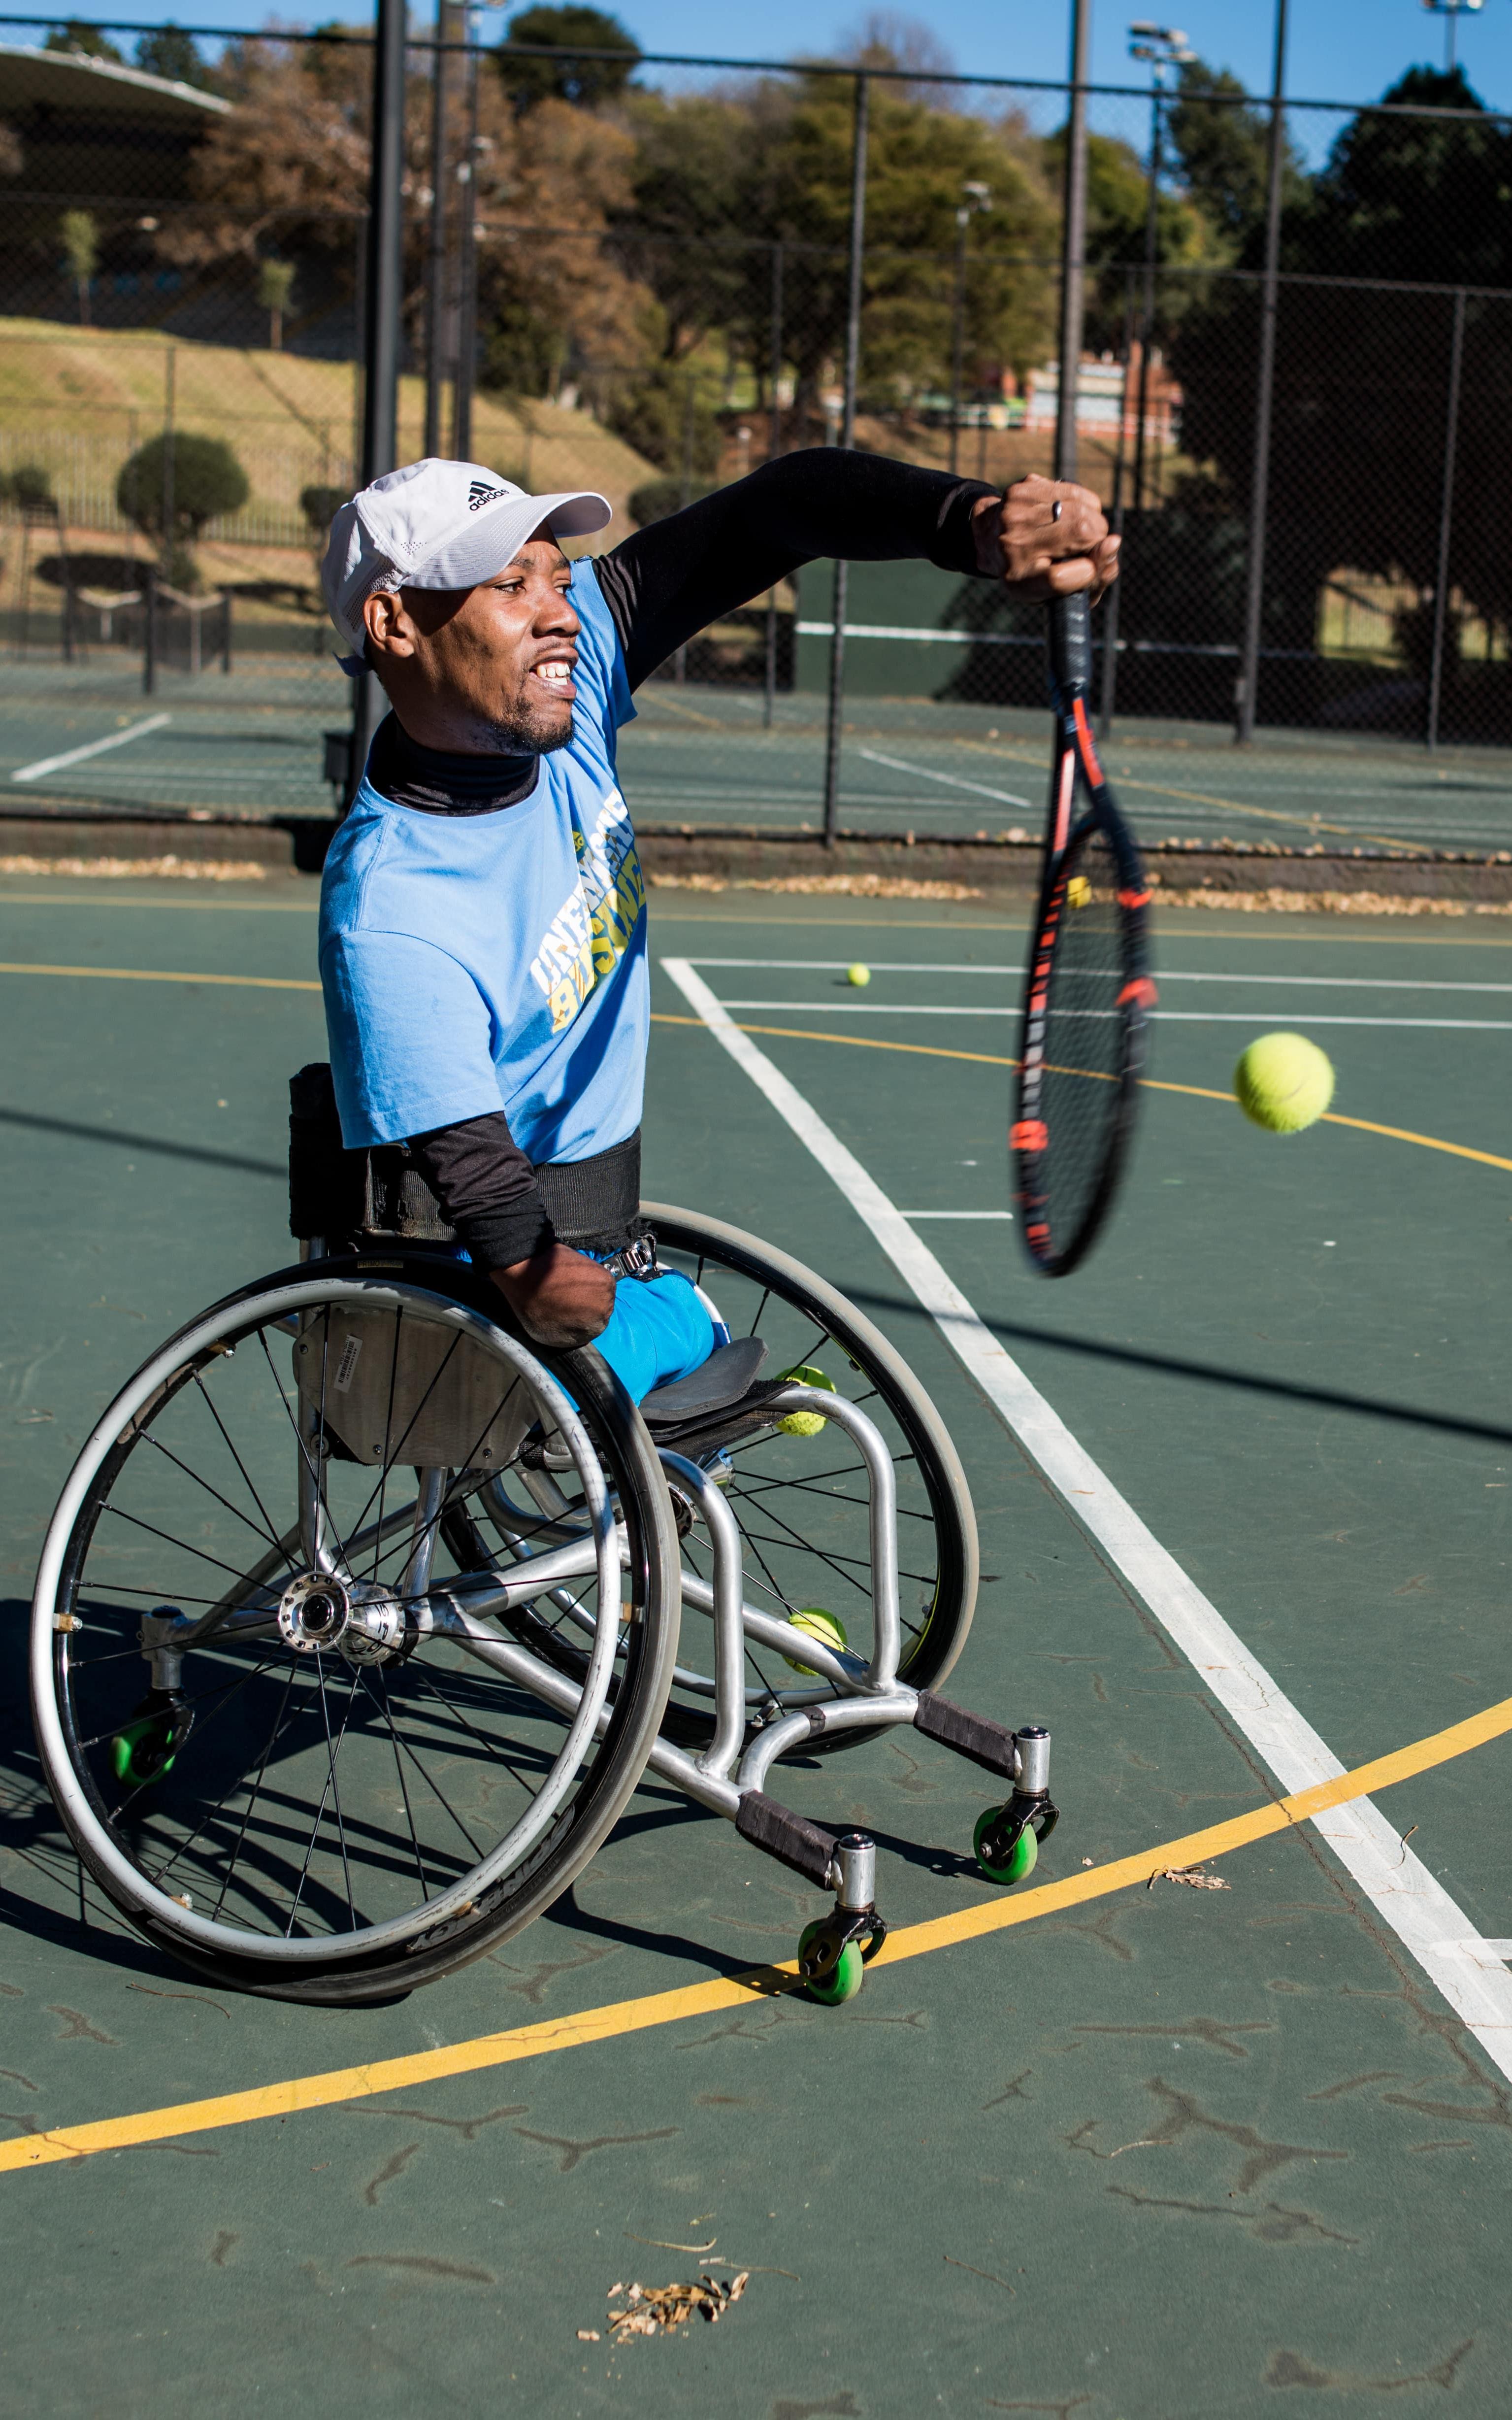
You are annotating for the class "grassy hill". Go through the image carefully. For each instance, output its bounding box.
[0,320,660,553]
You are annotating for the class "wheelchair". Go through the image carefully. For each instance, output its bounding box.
[29,1067,1059,2006]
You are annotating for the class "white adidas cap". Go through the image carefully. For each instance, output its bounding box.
[322,457,612,665]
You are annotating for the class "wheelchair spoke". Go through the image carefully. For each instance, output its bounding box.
[373,1668,428,1903]
[190,1368,295,1568]
[133,1424,295,1567]
[207,1660,299,1917]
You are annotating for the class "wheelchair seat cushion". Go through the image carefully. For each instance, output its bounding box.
[641,1336,768,1423]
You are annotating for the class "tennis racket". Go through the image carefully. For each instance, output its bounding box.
[1012,589,1155,1278]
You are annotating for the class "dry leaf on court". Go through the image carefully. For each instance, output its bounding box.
[606,2273,750,2340]
[1148,1865,1231,1891]
[575,2329,599,2342]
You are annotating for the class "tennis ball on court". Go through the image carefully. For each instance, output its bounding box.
[783,1607,850,1675]
[777,1362,836,1437]
[847,962,871,987]
[1066,874,1092,908]
[1234,1032,1335,1134]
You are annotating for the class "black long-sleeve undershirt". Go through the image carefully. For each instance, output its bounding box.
[395,450,998,1256]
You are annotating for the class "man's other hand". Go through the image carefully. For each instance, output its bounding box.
[492,1243,615,1350]
[971,474,1120,604]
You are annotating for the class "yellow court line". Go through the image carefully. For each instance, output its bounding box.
[4,1687,1511,2179]
[0,961,320,992]
[649,1014,1512,1175]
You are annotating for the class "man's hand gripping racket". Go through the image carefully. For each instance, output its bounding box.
[1012,590,1156,1277]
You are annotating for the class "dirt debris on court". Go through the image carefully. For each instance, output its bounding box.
[649,871,986,900]
[0,854,270,882]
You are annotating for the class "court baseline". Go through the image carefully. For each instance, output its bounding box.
[660,956,1512,2079]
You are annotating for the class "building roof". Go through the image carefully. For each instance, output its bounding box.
[0,41,232,122]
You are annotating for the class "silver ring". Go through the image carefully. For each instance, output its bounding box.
[1051,498,1064,523]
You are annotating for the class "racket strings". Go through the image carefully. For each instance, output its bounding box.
[1040,828,1127,1243]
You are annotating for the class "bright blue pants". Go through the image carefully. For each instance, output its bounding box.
[589,1267,714,1404]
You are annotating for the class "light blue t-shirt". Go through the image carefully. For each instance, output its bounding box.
[319,559,648,1161]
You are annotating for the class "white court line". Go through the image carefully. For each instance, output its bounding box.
[690,959,1512,995]
[899,1210,1014,1219]
[856,749,1033,811]
[661,953,1512,2081]
[714,999,1512,1031]
[10,713,172,785]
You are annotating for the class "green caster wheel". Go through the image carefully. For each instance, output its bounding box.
[973,1807,1038,1886]
[798,1919,866,2006]
[110,1700,187,1789]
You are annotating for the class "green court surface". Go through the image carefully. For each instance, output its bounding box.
[3,875,1512,2416]
[5,654,1512,854]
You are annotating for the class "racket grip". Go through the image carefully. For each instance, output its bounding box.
[1047,591,1093,705]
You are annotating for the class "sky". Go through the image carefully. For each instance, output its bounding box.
[5,0,1512,143]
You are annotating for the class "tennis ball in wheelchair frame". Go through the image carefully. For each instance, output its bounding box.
[847,962,871,987]
[1066,874,1092,908]
[1234,1032,1335,1134]
[783,1607,850,1674]
[776,1361,836,1437]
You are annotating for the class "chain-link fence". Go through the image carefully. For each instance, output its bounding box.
[3,19,1512,843]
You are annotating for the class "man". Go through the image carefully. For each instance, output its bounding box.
[319,450,1118,1400]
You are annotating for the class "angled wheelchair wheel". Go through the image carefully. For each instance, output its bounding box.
[459,1204,978,1761]
[30,1254,681,2003]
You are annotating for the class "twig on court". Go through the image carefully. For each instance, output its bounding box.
[1148,1866,1231,1890]
[624,2233,719,2254]
[944,2253,1017,2294]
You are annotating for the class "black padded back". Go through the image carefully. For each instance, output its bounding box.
[289,1063,455,1244]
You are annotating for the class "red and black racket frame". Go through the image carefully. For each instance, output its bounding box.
[1012,592,1158,1278]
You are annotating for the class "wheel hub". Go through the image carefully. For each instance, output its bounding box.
[276,1572,405,1664]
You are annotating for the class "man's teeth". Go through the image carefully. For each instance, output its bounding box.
[537,662,572,683]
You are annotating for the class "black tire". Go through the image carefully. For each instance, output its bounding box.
[462,1205,978,1760]
[30,1252,682,2003]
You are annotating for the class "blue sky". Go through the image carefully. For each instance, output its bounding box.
[7,0,1512,139]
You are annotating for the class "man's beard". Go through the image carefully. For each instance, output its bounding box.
[474,699,573,756]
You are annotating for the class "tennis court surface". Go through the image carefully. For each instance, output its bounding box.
[2,871,1511,2416]
[6,655,1512,855]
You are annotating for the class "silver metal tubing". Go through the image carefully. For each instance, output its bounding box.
[737,1687,918,1793]
[767,1385,901,1688]
[297,1392,340,1577]
[430,1531,601,1619]
[832,1832,876,1912]
[1015,1725,1052,1795]
[399,1466,447,1602]
[658,1450,747,1781]
[677,1570,867,1700]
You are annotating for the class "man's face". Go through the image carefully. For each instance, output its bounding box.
[362,527,581,755]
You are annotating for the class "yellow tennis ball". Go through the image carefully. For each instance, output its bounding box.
[847,962,871,987]
[777,1362,835,1436]
[782,1607,849,1674]
[1234,1032,1335,1134]
[1066,874,1091,908]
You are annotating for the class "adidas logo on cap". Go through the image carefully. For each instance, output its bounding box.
[467,480,506,511]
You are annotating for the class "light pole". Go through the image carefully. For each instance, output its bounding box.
[1422,0,1482,73]
[1127,24,1195,523]
[949,180,990,476]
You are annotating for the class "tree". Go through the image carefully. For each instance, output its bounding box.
[45,19,123,61]
[1165,60,1304,252]
[1170,66,1512,669]
[257,256,296,349]
[60,209,98,326]
[497,6,640,114]
[117,434,249,585]
[134,24,210,88]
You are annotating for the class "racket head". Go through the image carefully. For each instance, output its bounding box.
[1012,804,1153,1278]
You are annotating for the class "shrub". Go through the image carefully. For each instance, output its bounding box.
[117,433,250,582]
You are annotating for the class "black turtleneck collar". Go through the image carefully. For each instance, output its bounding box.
[367,712,542,816]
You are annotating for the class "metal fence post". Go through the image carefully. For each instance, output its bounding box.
[160,345,175,594]
[822,70,869,846]
[351,0,407,806]
[1426,286,1467,754]
[1236,0,1289,745]
[1097,267,1137,740]
[1054,0,1091,483]
[451,38,482,461]
[143,562,157,696]
[763,238,784,729]
[423,0,453,457]
[1130,86,1161,521]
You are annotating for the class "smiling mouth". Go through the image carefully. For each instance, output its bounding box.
[531,659,576,697]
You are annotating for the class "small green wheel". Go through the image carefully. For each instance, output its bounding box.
[109,1700,186,1789]
[798,1920,866,2006]
[973,1808,1039,1886]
